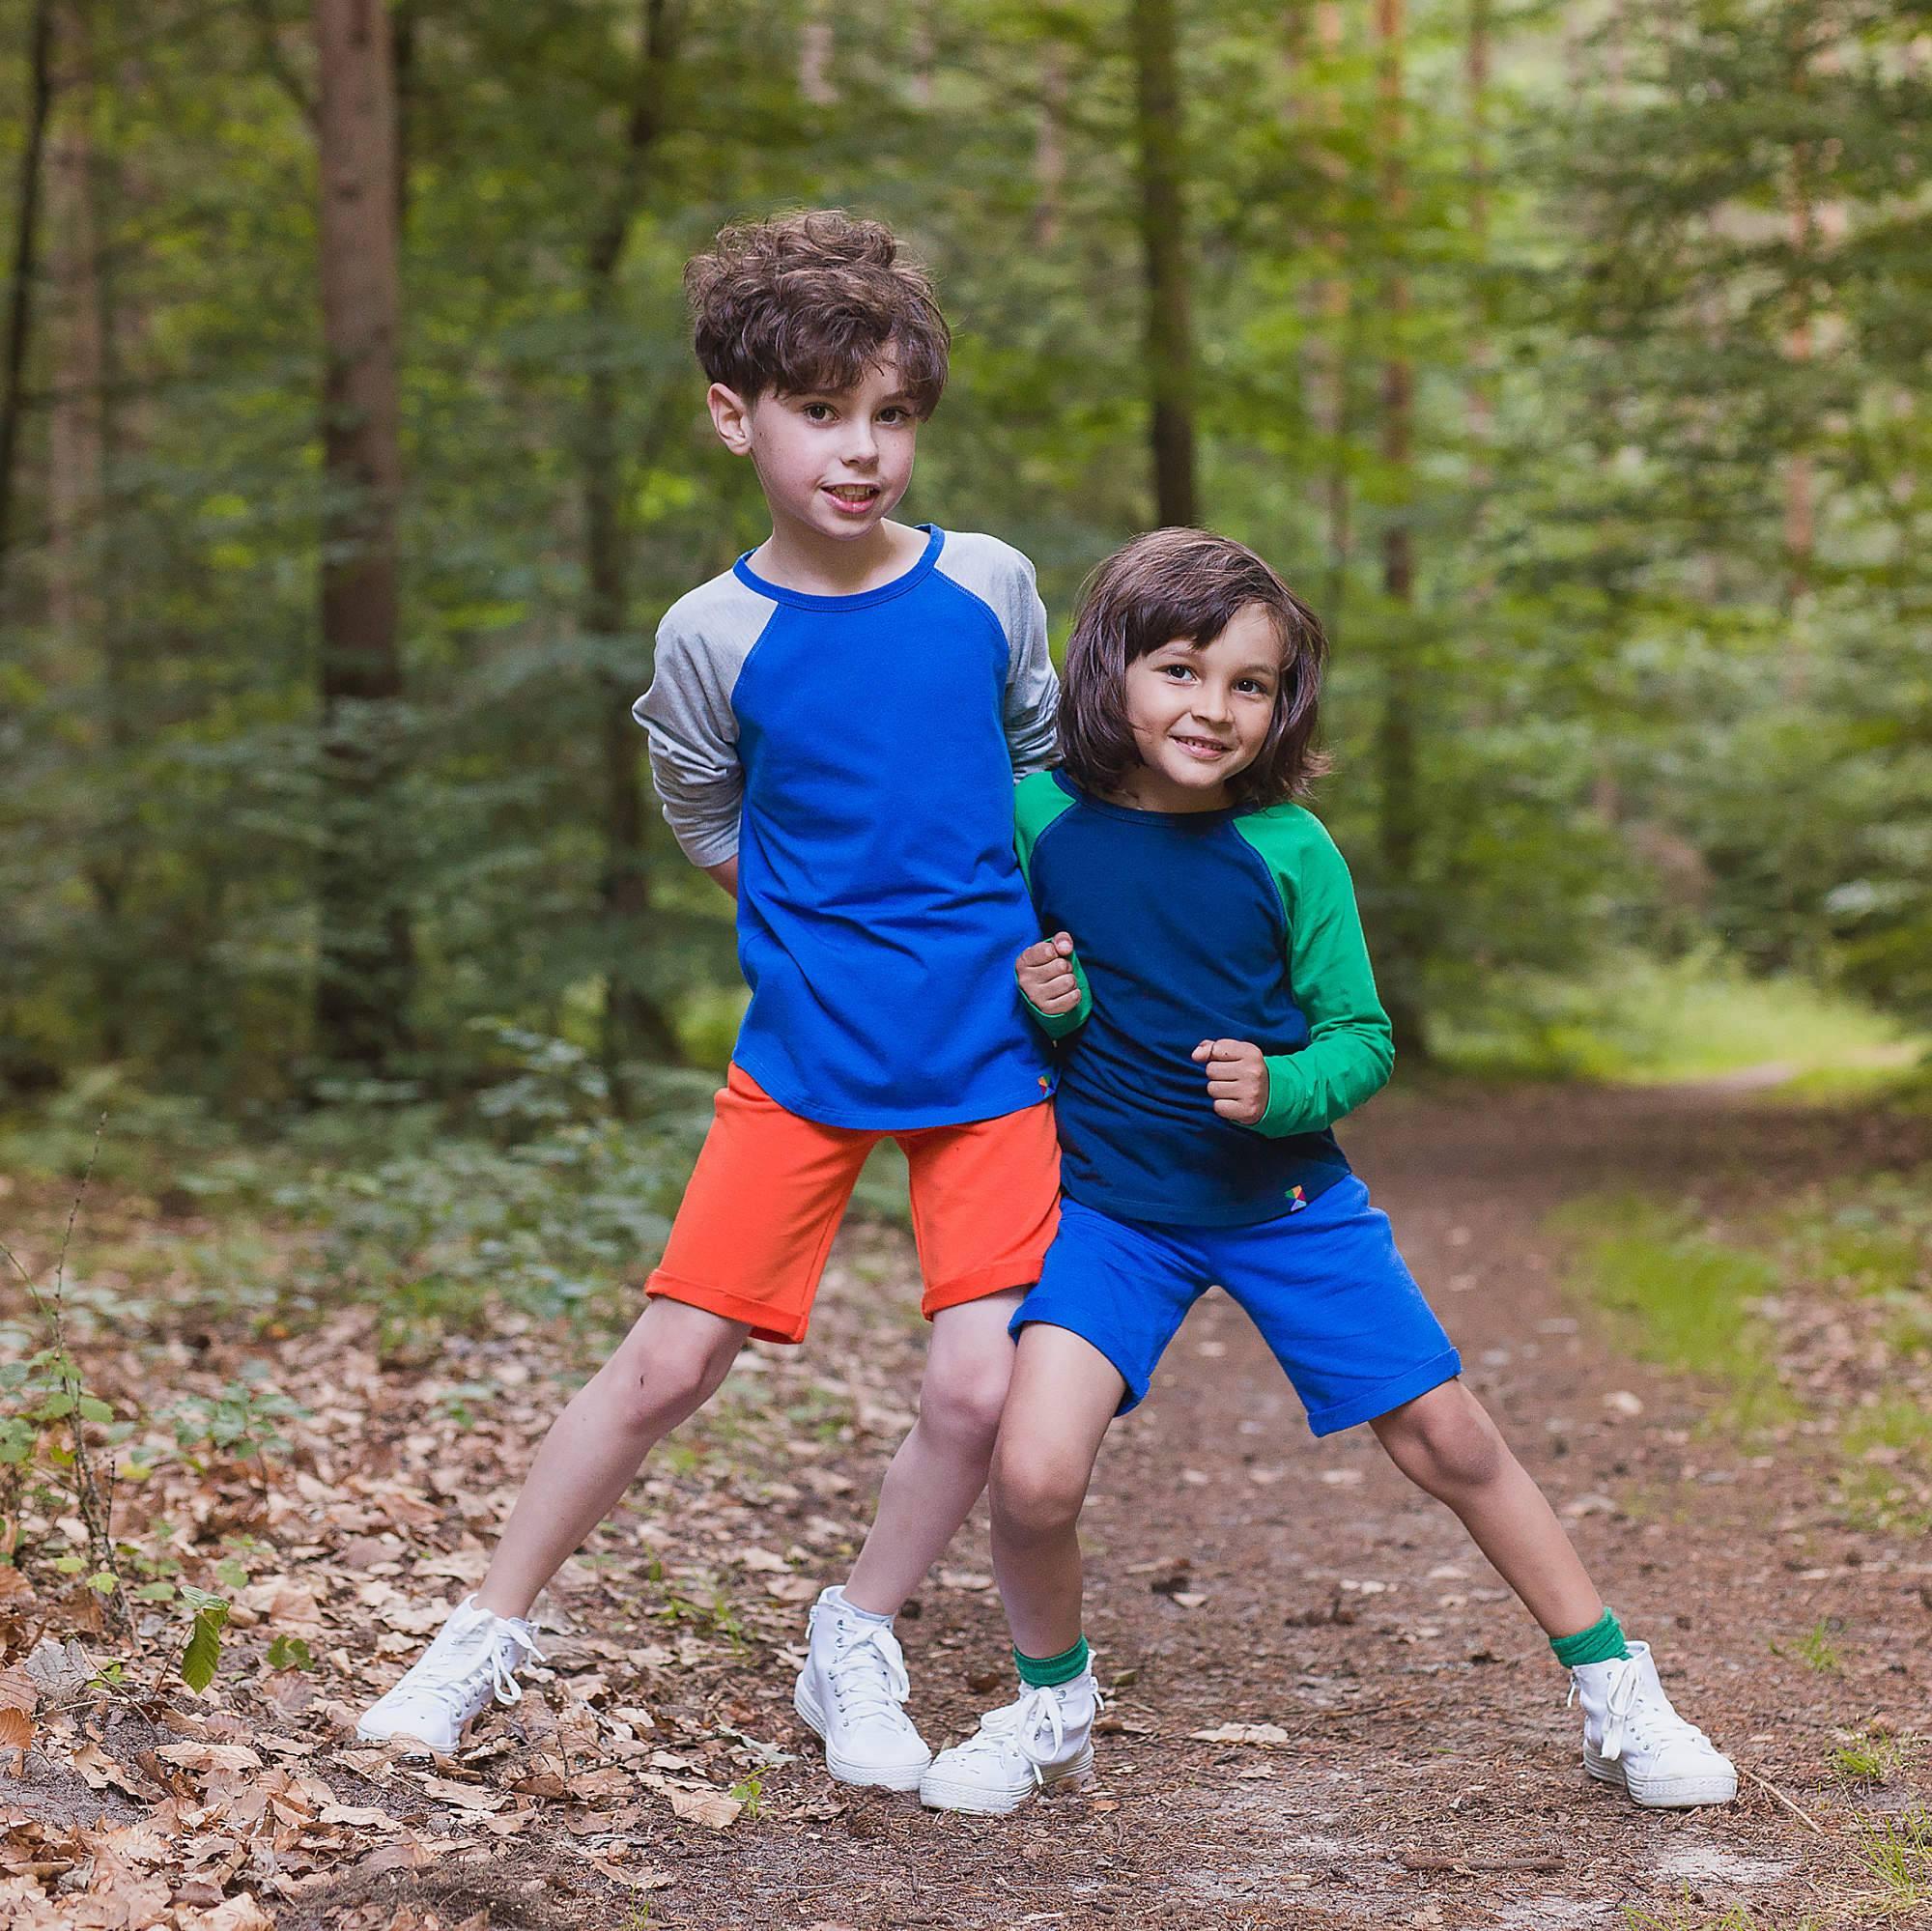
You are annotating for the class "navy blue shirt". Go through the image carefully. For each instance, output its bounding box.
[1014,770,1395,1226]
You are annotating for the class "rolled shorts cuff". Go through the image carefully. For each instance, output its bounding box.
[1009,1304,1152,1413]
[1304,1349,1463,1437]
[645,1269,803,1347]
[923,1247,1054,1322]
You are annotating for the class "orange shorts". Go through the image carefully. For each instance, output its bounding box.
[646,1065,1061,1345]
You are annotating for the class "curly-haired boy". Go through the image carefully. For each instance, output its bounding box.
[358,211,1063,1792]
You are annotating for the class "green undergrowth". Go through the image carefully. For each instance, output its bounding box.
[0,1032,720,1349]
[1550,1195,1797,1433]
[0,1027,923,1359]
[1555,1169,1932,1525]
[1435,949,1924,1093]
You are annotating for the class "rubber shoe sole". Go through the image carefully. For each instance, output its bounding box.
[793,1678,930,1792]
[919,1743,1094,1816]
[1584,1743,1738,1808]
[354,1713,459,1755]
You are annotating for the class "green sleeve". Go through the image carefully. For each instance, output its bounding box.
[1233,809,1394,1138]
[1013,770,1093,1038]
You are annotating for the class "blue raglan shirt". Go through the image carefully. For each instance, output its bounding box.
[635,525,1060,1130]
[1013,770,1396,1226]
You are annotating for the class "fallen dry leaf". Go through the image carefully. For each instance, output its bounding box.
[154,1741,263,1774]
[1190,1722,1291,1746]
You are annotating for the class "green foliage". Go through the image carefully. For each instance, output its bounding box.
[1831,1724,1912,1785]
[1852,1808,1932,1907]
[266,1633,316,1673]
[1,0,1927,1114]
[1435,948,1918,1085]
[178,1587,230,1694]
[1554,1196,1795,1430]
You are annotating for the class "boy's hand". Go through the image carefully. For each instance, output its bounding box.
[1017,932,1083,1014]
[1193,1037,1268,1125]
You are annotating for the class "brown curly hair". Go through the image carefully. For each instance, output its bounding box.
[1059,528,1331,809]
[683,210,950,417]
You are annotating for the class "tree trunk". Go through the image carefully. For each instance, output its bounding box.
[47,0,99,645]
[1464,0,1493,479]
[1132,0,1196,526]
[1032,43,1066,250]
[313,0,412,1074]
[1374,0,1428,1062]
[49,0,133,1062]
[799,0,834,104]
[586,0,681,1110]
[1308,1,1352,623]
[0,0,57,602]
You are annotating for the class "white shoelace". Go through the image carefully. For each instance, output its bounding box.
[825,1622,912,1725]
[405,1610,548,1715]
[954,1682,1098,1787]
[1571,1656,1711,1766]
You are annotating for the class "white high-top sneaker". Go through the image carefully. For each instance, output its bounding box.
[792,1585,932,1790]
[356,1594,548,1755]
[1569,1640,1737,1807]
[919,1671,1099,1815]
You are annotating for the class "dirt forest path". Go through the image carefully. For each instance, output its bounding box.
[540,1080,1930,1931]
[23,1082,1928,1931]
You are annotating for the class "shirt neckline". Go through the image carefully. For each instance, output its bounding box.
[1051,767,1245,828]
[733,523,944,611]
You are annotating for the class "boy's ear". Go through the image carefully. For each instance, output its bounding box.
[706,382,755,456]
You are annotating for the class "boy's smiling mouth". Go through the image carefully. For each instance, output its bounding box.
[1171,733,1232,760]
[823,484,882,514]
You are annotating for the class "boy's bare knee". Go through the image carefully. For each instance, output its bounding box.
[1378,1387,1507,1496]
[990,1448,1084,1544]
[612,1322,740,1435]
[919,1357,1011,1451]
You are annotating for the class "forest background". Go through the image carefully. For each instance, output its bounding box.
[0,3,1930,1921]
[5,0,1930,1161]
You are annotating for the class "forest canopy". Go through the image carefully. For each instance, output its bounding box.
[2,0,1926,1118]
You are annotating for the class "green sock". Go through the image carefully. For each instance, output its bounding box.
[1014,1635,1090,1688]
[1549,1605,1629,1668]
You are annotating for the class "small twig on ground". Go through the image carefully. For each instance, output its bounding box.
[1402,1849,1562,1876]
[1740,1761,1829,1836]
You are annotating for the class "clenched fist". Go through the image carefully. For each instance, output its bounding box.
[1192,1036,1269,1125]
[1016,931,1083,1014]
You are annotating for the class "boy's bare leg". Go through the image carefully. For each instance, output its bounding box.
[473,1297,751,1620]
[1369,1378,1604,1636]
[841,1288,1029,1614]
[984,1324,1125,1657]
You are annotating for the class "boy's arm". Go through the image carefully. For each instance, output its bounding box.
[1243,818,1395,1139]
[1013,770,1090,1037]
[633,617,744,872]
[1002,556,1060,776]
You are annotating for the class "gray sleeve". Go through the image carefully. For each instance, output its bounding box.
[935,532,1061,777]
[1002,558,1059,777]
[632,576,774,867]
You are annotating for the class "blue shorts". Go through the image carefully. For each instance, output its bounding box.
[1011,1177,1461,1434]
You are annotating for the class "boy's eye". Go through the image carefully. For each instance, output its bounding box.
[803,403,835,421]
[1159,664,1194,681]
[1237,679,1271,696]
[878,407,910,424]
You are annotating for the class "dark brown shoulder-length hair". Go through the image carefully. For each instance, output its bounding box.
[684,209,951,418]
[1059,527,1331,809]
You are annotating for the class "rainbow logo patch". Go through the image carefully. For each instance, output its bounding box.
[1286,1184,1308,1213]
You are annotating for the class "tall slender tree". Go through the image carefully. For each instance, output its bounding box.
[313,0,412,1072]
[583,0,682,1106]
[1373,0,1428,1059]
[1132,0,1196,525]
[0,0,57,600]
